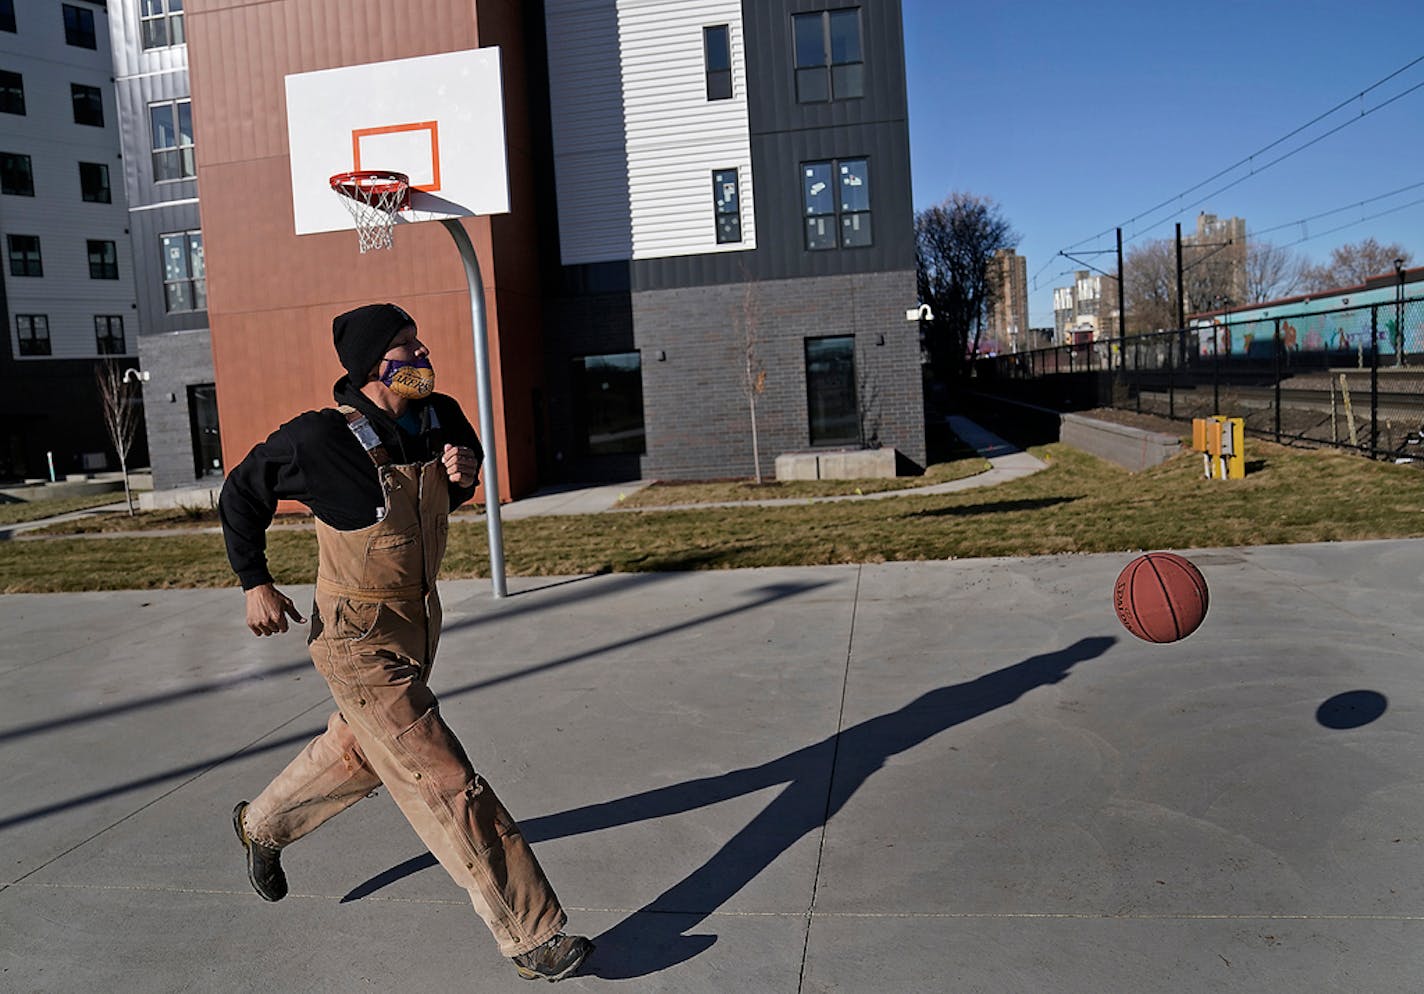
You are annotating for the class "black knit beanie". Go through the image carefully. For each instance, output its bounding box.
[332,303,416,382]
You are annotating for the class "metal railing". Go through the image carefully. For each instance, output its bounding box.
[972,296,1424,462]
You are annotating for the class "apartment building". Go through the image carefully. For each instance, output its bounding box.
[107,0,219,491]
[185,0,923,495]
[984,247,1028,352]
[0,0,142,480]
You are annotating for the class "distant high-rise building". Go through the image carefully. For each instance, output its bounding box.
[1185,212,1247,311]
[985,248,1029,351]
[1052,269,1119,341]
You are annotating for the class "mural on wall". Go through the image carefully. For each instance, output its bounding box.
[1195,283,1420,359]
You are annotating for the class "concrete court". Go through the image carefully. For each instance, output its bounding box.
[1,540,1421,993]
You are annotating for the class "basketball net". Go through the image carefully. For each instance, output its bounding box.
[330,171,410,253]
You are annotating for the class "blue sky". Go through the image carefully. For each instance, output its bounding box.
[902,1,1424,326]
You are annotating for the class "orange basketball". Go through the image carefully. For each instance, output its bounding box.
[1113,552,1209,643]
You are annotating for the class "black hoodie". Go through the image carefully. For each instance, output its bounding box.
[218,376,482,590]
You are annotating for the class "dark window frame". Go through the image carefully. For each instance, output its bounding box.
[0,151,33,196]
[0,0,15,34]
[571,351,647,456]
[149,98,196,181]
[71,82,104,127]
[16,314,51,356]
[140,0,185,50]
[160,229,205,312]
[7,233,41,276]
[62,3,96,49]
[800,157,872,251]
[0,69,23,115]
[712,168,742,244]
[95,315,125,355]
[703,24,732,101]
[804,335,859,447]
[87,239,119,279]
[79,161,111,202]
[792,7,865,103]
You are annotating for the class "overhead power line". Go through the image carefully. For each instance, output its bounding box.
[1057,53,1424,255]
[1249,179,1424,239]
[1125,78,1424,244]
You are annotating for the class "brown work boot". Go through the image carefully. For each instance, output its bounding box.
[511,933,594,982]
[232,801,287,902]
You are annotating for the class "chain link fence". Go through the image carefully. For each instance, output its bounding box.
[973,295,1424,463]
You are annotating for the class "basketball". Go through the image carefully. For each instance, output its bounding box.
[1113,552,1209,643]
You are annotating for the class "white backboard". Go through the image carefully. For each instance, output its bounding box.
[286,47,509,236]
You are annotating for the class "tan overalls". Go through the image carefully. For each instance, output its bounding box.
[242,408,566,957]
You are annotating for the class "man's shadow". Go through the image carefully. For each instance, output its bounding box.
[523,636,1116,979]
[342,637,1114,977]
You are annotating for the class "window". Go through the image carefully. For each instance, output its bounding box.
[572,352,646,455]
[0,151,32,195]
[805,336,858,446]
[140,0,185,49]
[0,0,14,33]
[712,168,741,244]
[95,315,125,355]
[161,230,205,311]
[801,158,871,250]
[0,70,23,114]
[88,239,118,279]
[79,161,110,202]
[63,3,96,49]
[17,315,50,356]
[188,383,223,478]
[71,83,104,127]
[7,234,41,276]
[150,99,195,180]
[704,25,732,101]
[792,8,863,102]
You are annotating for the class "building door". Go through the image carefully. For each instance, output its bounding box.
[805,336,859,446]
[187,383,223,478]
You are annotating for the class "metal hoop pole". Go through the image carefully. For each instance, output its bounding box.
[441,218,507,598]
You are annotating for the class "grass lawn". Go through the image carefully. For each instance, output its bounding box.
[3,440,1421,593]
[0,492,129,526]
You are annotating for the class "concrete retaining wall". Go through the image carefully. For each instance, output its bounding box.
[1060,413,1181,472]
[775,447,898,480]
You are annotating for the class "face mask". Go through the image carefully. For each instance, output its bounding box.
[380,357,434,399]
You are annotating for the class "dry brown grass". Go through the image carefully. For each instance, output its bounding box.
[6,440,1418,592]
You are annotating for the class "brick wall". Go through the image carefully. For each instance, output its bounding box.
[137,327,216,490]
[634,270,924,479]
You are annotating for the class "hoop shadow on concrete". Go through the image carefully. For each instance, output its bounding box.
[344,636,1116,979]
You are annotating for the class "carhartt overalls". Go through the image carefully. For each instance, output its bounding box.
[242,408,566,956]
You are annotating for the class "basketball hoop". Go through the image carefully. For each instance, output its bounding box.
[329,171,410,253]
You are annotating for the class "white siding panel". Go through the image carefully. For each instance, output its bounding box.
[544,0,631,264]
[545,0,754,265]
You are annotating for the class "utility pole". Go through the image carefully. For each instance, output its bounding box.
[1116,227,1126,371]
[1175,222,1186,332]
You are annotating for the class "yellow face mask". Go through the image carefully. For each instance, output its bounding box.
[380,358,434,399]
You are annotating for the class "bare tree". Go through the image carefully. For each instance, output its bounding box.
[96,361,142,515]
[1301,237,1414,292]
[1245,241,1307,303]
[1125,235,1247,330]
[736,280,767,483]
[1124,239,1177,333]
[915,192,1018,379]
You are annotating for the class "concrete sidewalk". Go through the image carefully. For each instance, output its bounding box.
[2,540,1421,992]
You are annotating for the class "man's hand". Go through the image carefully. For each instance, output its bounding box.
[245,583,305,637]
[442,443,479,487]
